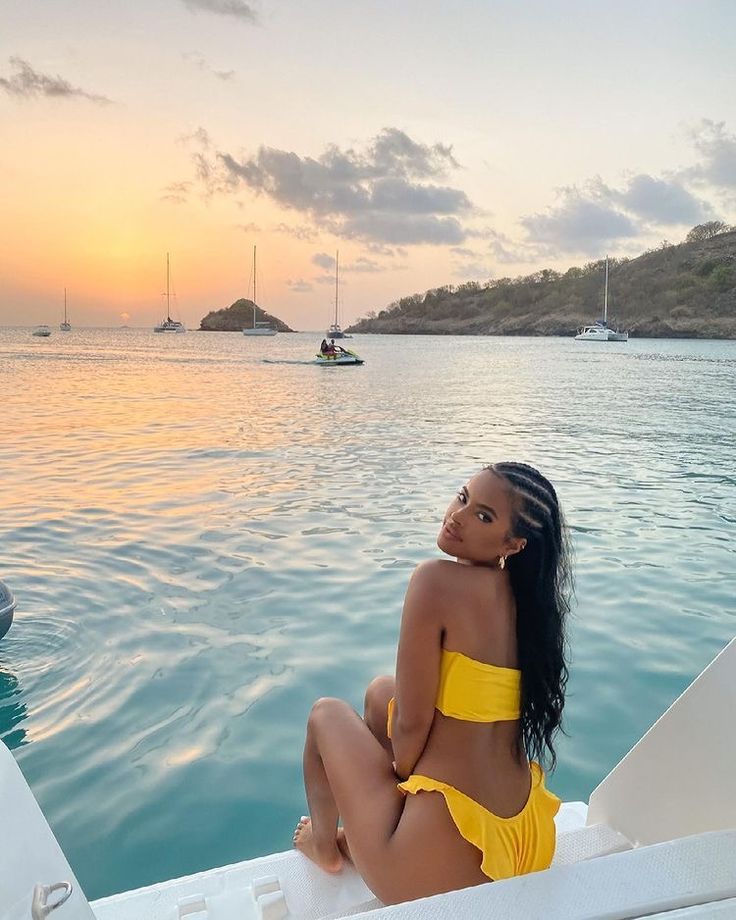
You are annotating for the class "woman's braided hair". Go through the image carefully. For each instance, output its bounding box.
[488,462,572,769]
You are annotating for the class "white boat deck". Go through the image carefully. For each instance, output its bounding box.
[85,826,736,920]
[2,638,735,920]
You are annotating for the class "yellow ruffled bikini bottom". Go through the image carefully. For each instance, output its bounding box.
[398,762,560,880]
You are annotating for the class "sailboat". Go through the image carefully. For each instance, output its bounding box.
[154,253,186,333]
[325,250,349,339]
[60,288,71,331]
[242,245,277,336]
[575,257,628,341]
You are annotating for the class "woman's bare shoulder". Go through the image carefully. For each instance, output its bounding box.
[409,559,501,604]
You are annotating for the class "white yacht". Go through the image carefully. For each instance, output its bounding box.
[2,636,734,920]
[575,257,629,341]
[154,254,186,333]
[32,325,51,337]
[243,246,277,336]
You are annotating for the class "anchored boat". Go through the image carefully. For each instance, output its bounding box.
[2,637,735,919]
[324,251,350,340]
[60,289,71,331]
[154,254,186,333]
[575,257,628,342]
[243,246,277,337]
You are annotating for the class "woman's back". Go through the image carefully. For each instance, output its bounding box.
[409,559,532,818]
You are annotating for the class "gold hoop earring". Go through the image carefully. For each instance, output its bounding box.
[498,555,506,570]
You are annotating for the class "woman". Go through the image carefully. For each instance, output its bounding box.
[294,462,571,905]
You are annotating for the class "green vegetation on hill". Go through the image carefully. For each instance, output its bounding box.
[200,299,295,332]
[347,224,736,338]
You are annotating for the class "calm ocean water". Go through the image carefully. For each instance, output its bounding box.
[1,327,734,899]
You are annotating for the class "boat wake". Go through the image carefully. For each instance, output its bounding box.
[261,358,318,365]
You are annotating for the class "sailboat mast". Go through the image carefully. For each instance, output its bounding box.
[166,252,171,321]
[335,250,339,327]
[603,256,609,324]
[253,245,257,329]
[64,288,67,323]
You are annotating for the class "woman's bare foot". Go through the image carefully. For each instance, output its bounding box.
[293,816,343,873]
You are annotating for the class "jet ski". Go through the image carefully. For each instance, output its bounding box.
[314,346,364,366]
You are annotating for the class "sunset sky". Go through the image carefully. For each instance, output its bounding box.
[2,0,735,330]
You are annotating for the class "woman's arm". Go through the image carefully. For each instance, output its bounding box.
[391,561,445,780]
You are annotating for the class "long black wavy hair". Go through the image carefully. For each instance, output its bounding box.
[488,462,572,770]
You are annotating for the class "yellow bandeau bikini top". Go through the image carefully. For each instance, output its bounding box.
[436,648,521,722]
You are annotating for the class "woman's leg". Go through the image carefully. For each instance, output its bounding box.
[295,696,487,904]
[297,702,348,873]
[294,677,395,870]
[363,675,395,756]
[296,694,401,874]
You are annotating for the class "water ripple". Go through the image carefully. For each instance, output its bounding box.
[0,329,734,898]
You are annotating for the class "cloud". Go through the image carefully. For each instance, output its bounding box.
[305,254,383,283]
[345,257,381,273]
[519,162,716,257]
[367,128,459,179]
[486,229,537,264]
[161,181,192,204]
[286,279,313,293]
[366,242,408,258]
[337,212,467,245]
[451,261,493,280]
[182,52,235,81]
[521,187,640,256]
[172,127,238,202]
[181,0,257,22]
[607,174,711,225]
[466,228,537,264]
[237,222,261,232]
[685,119,736,190]
[199,128,473,245]
[312,253,335,270]
[178,127,213,149]
[0,56,112,104]
[274,222,318,241]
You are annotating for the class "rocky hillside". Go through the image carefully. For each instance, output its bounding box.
[347,229,736,338]
[199,299,295,332]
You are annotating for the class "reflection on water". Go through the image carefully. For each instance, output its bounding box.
[0,665,28,750]
[0,328,734,899]
[0,659,28,751]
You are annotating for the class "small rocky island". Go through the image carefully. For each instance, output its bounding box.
[199,299,295,332]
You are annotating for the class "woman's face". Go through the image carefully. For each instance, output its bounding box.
[437,469,522,565]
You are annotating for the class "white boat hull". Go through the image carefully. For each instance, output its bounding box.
[575,325,628,342]
[243,328,277,336]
